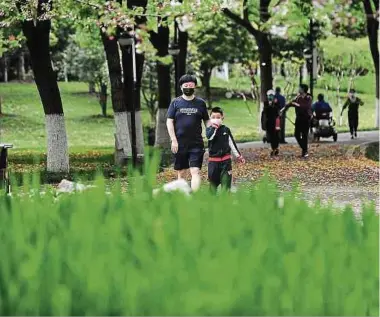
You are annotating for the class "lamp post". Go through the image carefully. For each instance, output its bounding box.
[169,22,181,97]
[306,18,319,98]
[118,34,137,167]
[303,47,312,94]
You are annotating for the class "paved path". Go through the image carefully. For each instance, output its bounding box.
[235,130,379,214]
[238,130,379,149]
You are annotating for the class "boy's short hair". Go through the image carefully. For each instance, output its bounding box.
[210,107,224,116]
[300,84,309,93]
[179,74,197,87]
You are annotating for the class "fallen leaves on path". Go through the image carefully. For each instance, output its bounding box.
[158,144,379,188]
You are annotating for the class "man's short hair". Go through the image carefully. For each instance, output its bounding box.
[210,106,224,116]
[300,84,309,93]
[317,93,324,101]
[275,87,281,93]
[179,74,197,87]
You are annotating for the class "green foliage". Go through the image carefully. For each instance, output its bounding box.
[321,37,373,73]
[190,12,256,69]
[61,25,108,88]
[141,59,158,125]
[0,169,378,315]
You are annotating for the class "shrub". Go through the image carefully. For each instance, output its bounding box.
[0,169,378,315]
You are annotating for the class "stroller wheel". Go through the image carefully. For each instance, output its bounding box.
[333,133,338,142]
[263,137,267,143]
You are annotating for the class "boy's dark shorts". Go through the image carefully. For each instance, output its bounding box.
[174,145,205,171]
[208,159,232,189]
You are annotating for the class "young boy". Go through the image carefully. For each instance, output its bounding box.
[206,107,245,192]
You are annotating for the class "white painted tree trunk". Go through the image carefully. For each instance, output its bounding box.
[258,101,264,135]
[127,110,144,155]
[155,108,170,149]
[45,114,69,173]
[114,111,132,163]
[375,98,379,128]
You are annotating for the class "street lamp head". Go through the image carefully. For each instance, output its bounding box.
[303,48,312,59]
[118,36,134,47]
[168,43,180,56]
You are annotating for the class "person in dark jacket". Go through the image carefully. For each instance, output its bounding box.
[341,89,364,139]
[264,89,281,156]
[206,107,245,192]
[312,93,332,117]
[281,84,313,158]
[275,87,287,143]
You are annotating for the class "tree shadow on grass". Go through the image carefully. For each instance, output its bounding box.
[71,114,114,122]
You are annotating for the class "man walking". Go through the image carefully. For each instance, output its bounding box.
[275,87,287,143]
[166,74,210,192]
[281,84,313,158]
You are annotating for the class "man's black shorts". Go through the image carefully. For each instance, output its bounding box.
[174,145,205,171]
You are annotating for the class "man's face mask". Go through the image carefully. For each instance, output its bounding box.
[268,95,275,102]
[182,82,195,96]
[349,93,356,100]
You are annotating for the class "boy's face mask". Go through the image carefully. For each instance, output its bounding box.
[210,118,223,126]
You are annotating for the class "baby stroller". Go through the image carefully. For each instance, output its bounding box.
[312,111,338,142]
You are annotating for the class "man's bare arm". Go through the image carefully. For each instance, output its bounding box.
[166,118,178,154]
[166,118,177,142]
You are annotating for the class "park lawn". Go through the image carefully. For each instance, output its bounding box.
[0,79,377,151]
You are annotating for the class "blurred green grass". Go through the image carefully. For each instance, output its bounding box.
[0,170,378,315]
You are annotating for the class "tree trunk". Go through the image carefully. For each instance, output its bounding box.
[155,62,171,148]
[258,34,273,102]
[99,83,107,117]
[152,24,171,149]
[121,45,145,155]
[178,30,188,78]
[89,82,95,93]
[101,33,132,164]
[17,51,26,81]
[3,55,8,83]
[200,63,212,108]
[362,0,379,127]
[22,20,69,173]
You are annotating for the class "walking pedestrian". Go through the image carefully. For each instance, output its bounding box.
[281,84,313,158]
[206,107,245,193]
[341,89,364,139]
[166,74,210,192]
[264,90,281,157]
[275,87,287,143]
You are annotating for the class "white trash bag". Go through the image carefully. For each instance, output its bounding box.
[57,179,93,193]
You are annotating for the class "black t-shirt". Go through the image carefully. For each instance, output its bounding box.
[167,96,209,147]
